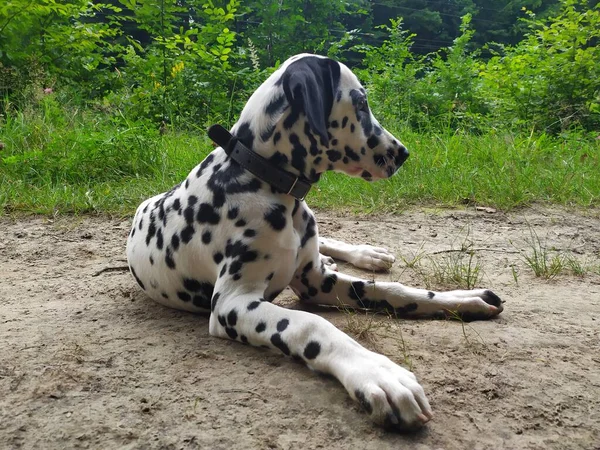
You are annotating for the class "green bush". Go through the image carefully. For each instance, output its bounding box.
[481,0,600,132]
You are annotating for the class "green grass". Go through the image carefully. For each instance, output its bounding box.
[1,100,599,215]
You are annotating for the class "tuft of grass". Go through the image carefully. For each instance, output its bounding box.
[338,301,415,370]
[517,227,565,279]
[339,302,384,346]
[407,229,485,290]
[564,253,587,277]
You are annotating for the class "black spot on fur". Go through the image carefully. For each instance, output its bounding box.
[344,146,360,161]
[196,154,215,178]
[300,216,316,247]
[269,151,288,167]
[145,215,157,246]
[248,301,261,311]
[183,278,202,292]
[227,309,238,327]
[367,135,380,149]
[396,302,418,315]
[264,204,287,230]
[202,230,212,244]
[165,248,176,269]
[256,322,266,333]
[326,150,342,162]
[195,203,219,225]
[273,132,281,145]
[235,219,246,227]
[155,228,164,250]
[236,122,255,149]
[183,206,195,225]
[177,291,191,302]
[244,229,256,238]
[227,207,239,220]
[321,274,337,293]
[341,116,349,128]
[170,233,180,251]
[211,292,220,311]
[303,341,321,360]
[349,281,365,300]
[427,291,435,299]
[226,327,238,340]
[277,319,289,332]
[213,252,224,264]
[289,133,308,175]
[130,267,145,290]
[270,333,290,355]
[180,225,195,243]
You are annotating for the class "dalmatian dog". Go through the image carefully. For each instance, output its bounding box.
[126,54,503,431]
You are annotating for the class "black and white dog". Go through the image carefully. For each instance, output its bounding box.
[126,54,503,431]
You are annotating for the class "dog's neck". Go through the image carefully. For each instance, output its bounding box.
[231,112,329,184]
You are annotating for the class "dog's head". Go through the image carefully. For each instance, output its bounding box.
[235,54,409,181]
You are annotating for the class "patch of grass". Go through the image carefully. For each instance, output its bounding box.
[311,128,600,212]
[338,301,415,370]
[339,303,384,346]
[407,229,485,290]
[516,227,565,279]
[1,100,599,215]
[564,253,587,277]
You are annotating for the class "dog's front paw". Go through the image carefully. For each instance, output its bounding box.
[350,245,395,271]
[340,351,432,431]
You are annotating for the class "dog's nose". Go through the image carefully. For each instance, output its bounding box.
[397,145,409,165]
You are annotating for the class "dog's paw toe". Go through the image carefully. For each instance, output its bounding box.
[481,290,503,308]
[347,353,432,432]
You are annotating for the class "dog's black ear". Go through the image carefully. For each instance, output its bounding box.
[282,57,340,147]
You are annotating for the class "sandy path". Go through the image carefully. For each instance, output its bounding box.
[0,207,599,449]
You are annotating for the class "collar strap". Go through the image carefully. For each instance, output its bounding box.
[207,124,312,201]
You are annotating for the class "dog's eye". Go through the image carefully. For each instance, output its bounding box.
[357,97,368,113]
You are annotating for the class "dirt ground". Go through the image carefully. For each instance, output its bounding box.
[1,206,599,450]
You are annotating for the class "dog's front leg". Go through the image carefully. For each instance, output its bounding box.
[292,258,503,320]
[209,288,432,431]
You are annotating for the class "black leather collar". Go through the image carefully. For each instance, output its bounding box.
[207,124,312,201]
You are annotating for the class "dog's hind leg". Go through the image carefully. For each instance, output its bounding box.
[208,284,432,431]
[318,237,395,271]
[291,256,503,320]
